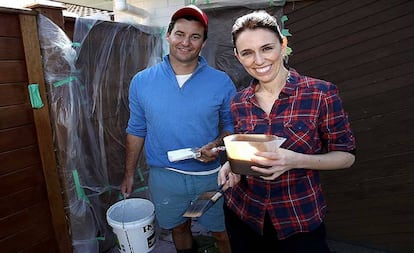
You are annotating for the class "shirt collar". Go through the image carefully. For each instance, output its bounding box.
[243,68,300,101]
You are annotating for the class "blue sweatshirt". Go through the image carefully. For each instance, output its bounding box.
[126,55,236,172]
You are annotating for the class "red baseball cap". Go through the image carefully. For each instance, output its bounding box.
[171,5,208,32]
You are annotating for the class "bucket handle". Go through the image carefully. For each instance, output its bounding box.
[121,197,134,252]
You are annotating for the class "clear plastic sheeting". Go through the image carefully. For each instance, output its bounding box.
[37,14,162,253]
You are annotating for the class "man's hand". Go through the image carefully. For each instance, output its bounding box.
[121,174,134,198]
[196,142,221,162]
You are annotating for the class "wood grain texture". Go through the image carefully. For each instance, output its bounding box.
[285,1,414,252]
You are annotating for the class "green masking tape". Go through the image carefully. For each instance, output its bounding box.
[72,169,90,203]
[53,76,77,87]
[72,42,81,48]
[28,84,44,109]
[269,0,287,6]
[134,186,148,193]
[280,15,293,56]
[117,185,149,200]
[282,29,292,37]
[137,168,145,182]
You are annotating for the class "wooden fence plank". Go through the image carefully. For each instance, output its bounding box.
[19,13,72,253]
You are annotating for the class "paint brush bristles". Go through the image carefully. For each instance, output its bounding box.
[183,187,224,218]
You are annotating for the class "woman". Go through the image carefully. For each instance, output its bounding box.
[218,10,356,253]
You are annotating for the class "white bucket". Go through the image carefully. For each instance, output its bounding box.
[106,198,157,253]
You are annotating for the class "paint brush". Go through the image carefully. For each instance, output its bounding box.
[167,148,201,162]
[167,146,225,162]
[183,185,224,218]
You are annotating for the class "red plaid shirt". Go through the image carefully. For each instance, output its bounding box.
[224,68,356,239]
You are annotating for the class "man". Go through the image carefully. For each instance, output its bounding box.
[121,5,236,253]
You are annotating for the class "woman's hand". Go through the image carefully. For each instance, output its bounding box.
[250,148,297,180]
[250,148,355,180]
[218,161,240,191]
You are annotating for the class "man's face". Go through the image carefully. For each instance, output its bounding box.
[166,18,206,64]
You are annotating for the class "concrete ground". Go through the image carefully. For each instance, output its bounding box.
[151,221,213,253]
[150,222,389,253]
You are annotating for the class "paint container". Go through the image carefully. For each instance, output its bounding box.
[106,198,157,252]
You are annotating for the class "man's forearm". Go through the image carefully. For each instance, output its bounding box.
[125,134,145,177]
[213,130,232,147]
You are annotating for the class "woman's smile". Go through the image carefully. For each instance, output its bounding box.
[255,65,272,74]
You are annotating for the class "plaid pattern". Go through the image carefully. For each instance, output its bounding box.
[224,68,356,239]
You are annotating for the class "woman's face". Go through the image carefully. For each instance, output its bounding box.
[234,28,284,84]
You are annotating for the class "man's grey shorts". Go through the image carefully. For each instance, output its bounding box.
[148,166,225,232]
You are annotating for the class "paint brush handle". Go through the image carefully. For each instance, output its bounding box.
[167,148,201,162]
[211,183,226,202]
[211,146,226,152]
[211,190,223,202]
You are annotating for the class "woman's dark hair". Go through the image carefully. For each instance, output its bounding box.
[232,10,283,48]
